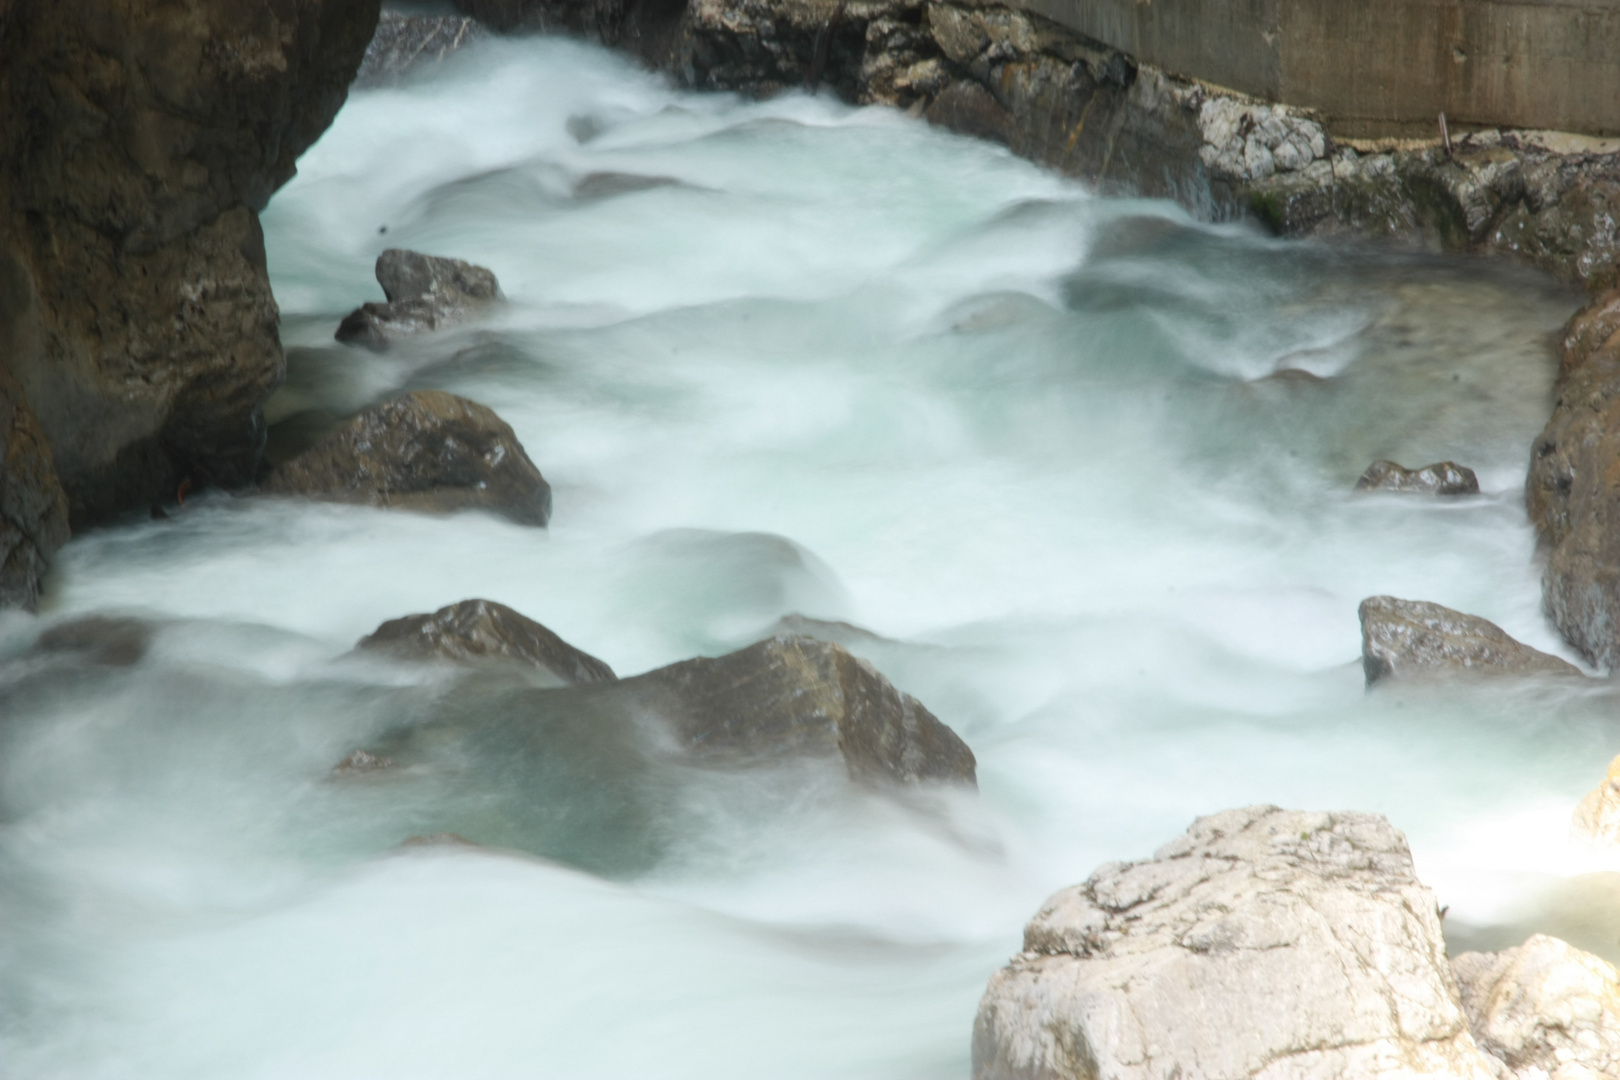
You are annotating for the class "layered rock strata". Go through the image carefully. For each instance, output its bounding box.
[335,248,503,348]
[358,598,615,685]
[264,390,552,524]
[1358,596,1582,685]
[0,0,381,546]
[1356,459,1480,496]
[972,805,1498,1080]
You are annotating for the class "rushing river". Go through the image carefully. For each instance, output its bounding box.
[3,32,1617,1080]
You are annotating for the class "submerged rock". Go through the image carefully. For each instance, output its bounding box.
[332,749,396,776]
[1573,755,1620,846]
[973,805,1497,1080]
[1357,459,1481,496]
[356,12,486,87]
[34,616,153,667]
[357,599,614,685]
[0,369,69,611]
[621,634,976,787]
[1453,934,1620,1080]
[1358,596,1582,685]
[1529,289,1620,670]
[264,390,551,525]
[335,249,502,349]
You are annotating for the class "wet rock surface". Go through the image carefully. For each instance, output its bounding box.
[1573,755,1620,846]
[335,249,503,349]
[972,805,1497,1080]
[356,12,486,87]
[0,0,380,528]
[1359,596,1581,685]
[1357,459,1480,496]
[264,390,551,525]
[1528,289,1620,670]
[0,368,69,611]
[1453,934,1620,1080]
[33,616,153,667]
[358,599,614,685]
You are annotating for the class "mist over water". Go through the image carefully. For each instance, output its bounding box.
[1,34,1613,1080]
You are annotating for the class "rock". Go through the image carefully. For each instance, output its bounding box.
[0,367,69,611]
[263,390,551,525]
[1453,934,1620,1080]
[0,0,381,528]
[335,249,502,349]
[34,616,153,666]
[619,634,976,787]
[1528,293,1620,669]
[972,805,1497,1080]
[332,749,396,775]
[1359,596,1582,685]
[1356,459,1481,496]
[357,599,614,685]
[356,12,486,88]
[1572,754,1620,846]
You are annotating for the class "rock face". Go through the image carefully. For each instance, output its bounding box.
[264,390,551,525]
[0,0,381,529]
[1572,755,1620,846]
[1356,459,1481,496]
[335,249,503,349]
[972,805,1497,1080]
[1453,934,1620,1080]
[358,599,614,685]
[1529,289,1620,670]
[620,634,976,786]
[0,368,69,610]
[355,12,486,87]
[1358,596,1582,685]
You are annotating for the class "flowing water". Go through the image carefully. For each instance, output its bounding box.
[3,33,1617,1080]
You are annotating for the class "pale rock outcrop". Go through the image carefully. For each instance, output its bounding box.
[1359,596,1582,685]
[1572,754,1620,846]
[1356,459,1481,496]
[357,599,614,685]
[335,249,503,349]
[972,805,1498,1080]
[1453,934,1620,1080]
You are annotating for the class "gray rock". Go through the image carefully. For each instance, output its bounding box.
[1357,459,1481,496]
[1453,934,1620,1080]
[357,599,614,685]
[356,12,486,87]
[332,749,396,776]
[0,367,69,611]
[264,390,551,525]
[335,249,502,349]
[973,805,1498,1080]
[1358,596,1582,685]
[34,616,153,666]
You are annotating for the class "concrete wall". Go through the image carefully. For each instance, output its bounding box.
[1016,0,1620,137]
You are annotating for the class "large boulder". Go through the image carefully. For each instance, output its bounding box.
[1529,289,1620,670]
[1453,934,1620,1080]
[0,367,69,610]
[1356,460,1480,496]
[1572,754,1620,846]
[1358,596,1582,685]
[0,0,381,528]
[357,599,614,685]
[335,249,503,349]
[264,390,551,525]
[972,805,1498,1080]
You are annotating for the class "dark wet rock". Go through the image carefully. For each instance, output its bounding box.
[974,806,1497,1080]
[399,832,480,849]
[1356,459,1481,496]
[767,612,890,647]
[356,12,486,87]
[264,390,552,525]
[34,616,153,666]
[357,599,614,685]
[336,249,503,349]
[0,368,69,611]
[1358,596,1581,685]
[0,0,380,529]
[620,634,976,787]
[332,749,397,775]
[1528,290,1620,669]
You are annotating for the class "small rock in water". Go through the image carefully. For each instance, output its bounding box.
[332,749,396,776]
[335,249,502,349]
[399,833,479,849]
[1356,459,1480,495]
[1453,934,1620,1080]
[264,390,552,525]
[358,599,614,686]
[1573,754,1620,845]
[1358,596,1582,685]
[972,805,1499,1080]
[355,12,486,88]
[35,616,153,667]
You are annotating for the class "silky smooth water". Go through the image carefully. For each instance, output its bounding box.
[3,34,1616,1080]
